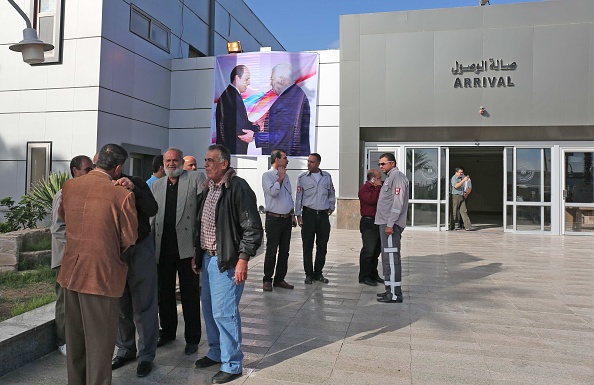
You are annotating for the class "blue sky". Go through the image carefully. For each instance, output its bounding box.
[244,0,544,52]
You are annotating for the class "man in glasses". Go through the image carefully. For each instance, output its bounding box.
[375,153,409,303]
[450,167,473,231]
[261,149,297,291]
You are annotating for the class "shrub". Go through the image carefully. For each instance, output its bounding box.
[23,171,70,213]
[0,197,47,233]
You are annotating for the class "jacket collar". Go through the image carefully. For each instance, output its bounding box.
[306,169,325,177]
[201,167,237,190]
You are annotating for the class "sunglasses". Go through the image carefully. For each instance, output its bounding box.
[378,161,394,167]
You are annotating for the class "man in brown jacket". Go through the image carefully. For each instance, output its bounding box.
[58,143,138,385]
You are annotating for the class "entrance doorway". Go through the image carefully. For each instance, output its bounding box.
[449,147,504,230]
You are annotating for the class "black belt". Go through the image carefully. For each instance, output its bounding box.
[362,216,375,220]
[303,206,328,215]
[266,212,292,218]
[205,249,216,256]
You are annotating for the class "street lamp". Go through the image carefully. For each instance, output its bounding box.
[7,0,54,64]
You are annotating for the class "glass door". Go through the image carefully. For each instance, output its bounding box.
[405,147,449,229]
[563,150,594,234]
[504,147,552,232]
[364,147,398,183]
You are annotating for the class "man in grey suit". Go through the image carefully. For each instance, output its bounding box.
[151,147,206,355]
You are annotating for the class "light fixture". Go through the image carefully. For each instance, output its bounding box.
[7,0,54,64]
[479,0,490,6]
[479,106,486,116]
[227,41,242,54]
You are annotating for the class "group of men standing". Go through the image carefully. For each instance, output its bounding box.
[358,153,409,303]
[52,144,263,385]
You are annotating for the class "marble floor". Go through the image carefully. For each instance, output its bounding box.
[1,228,593,385]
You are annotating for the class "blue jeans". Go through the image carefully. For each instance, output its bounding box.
[201,253,244,374]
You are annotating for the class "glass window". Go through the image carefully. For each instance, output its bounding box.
[40,0,56,12]
[34,0,63,63]
[506,148,513,202]
[565,152,594,204]
[130,10,150,37]
[151,23,170,50]
[516,205,541,231]
[130,5,170,53]
[408,148,438,200]
[26,142,51,194]
[412,203,437,227]
[506,205,513,230]
[543,148,552,202]
[516,148,541,202]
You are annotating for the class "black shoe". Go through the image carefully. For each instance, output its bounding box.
[377,293,403,303]
[304,276,313,284]
[360,278,377,286]
[112,356,135,370]
[195,356,221,368]
[156,336,175,347]
[314,274,329,283]
[185,343,198,355]
[136,361,152,377]
[372,276,384,284]
[212,371,242,384]
[376,286,390,297]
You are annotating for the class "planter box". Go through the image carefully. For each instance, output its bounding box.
[0,228,51,272]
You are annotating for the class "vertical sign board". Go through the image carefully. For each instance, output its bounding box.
[211,52,319,156]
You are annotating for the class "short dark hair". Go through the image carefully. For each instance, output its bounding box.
[366,169,377,181]
[69,155,93,177]
[309,153,321,163]
[95,144,128,171]
[379,153,396,163]
[152,155,164,173]
[230,65,247,84]
[455,167,465,173]
[208,144,231,167]
[270,149,286,166]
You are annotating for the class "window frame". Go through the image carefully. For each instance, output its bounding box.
[26,141,52,194]
[32,0,64,64]
[129,4,171,53]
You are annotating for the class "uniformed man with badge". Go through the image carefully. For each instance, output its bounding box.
[295,153,336,284]
[375,152,409,303]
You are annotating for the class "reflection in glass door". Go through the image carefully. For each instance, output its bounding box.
[405,147,448,229]
[563,150,594,234]
[504,147,552,232]
[364,148,398,183]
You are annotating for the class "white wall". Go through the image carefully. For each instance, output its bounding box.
[169,50,340,212]
[0,0,102,200]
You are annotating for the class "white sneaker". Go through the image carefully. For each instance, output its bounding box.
[58,344,67,356]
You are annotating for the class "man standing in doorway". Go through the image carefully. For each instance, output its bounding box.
[450,167,473,231]
[375,153,409,303]
[295,153,335,284]
[152,148,206,355]
[192,144,263,384]
[358,168,384,286]
[51,155,94,357]
[261,149,296,292]
[58,144,138,385]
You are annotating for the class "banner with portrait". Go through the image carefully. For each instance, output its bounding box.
[211,51,319,156]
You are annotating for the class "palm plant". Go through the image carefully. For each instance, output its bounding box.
[24,171,70,213]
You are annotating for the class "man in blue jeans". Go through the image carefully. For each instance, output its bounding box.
[192,144,263,384]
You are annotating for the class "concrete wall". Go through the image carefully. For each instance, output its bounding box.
[340,0,594,198]
[169,50,340,211]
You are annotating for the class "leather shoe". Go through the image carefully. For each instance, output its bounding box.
[263,281,273,291]
[372,276,384,284]
[376,289,390,297]
[314,274,329,283]
[112,356,135,370]
[156,336,175,347]
[212,371,242,384]
[195,356,221,368]
[360,278,377,286]
[273,280,294,289]
[136,361,152,377]
[185,343,198,355]
[304,276,313,284]
[377,293,403,303]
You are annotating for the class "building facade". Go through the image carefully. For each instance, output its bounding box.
[339,0,594,235]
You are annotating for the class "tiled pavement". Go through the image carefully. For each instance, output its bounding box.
[1,227,593,384]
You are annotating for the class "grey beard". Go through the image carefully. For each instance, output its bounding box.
[165,167,183,178]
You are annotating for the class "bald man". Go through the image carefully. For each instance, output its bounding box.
[183,156,197,171]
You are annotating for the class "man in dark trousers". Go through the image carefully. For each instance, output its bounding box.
[216,65,260,155]
[111,166,159,377]
[358,168,384,286]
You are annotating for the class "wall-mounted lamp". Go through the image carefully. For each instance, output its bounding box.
[227,41,242,54]
[7,0,53,64]
[479,106,486,116]
[479,0,490,5]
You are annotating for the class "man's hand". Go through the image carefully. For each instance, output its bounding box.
[113,177,135,190]
[327,209,333,216]
[297,215,303,227]
[292,216,298,228]
[278,164,286,183]
[238,129,255,143]
[235,259,248,285]
[385,226,394,235]
[374,178,383,187]
[191,255,200,275]
[464,175,470,182]
[255,116,266,132]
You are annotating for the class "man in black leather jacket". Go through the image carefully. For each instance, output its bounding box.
[191,144,262,384]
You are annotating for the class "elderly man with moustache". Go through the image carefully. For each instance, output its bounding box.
[51,155,94,357]
[358,168,385,287]
[191,144,262,384]
[183,155,198,171]
[58,144,138,385]
[151,148,206,355]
